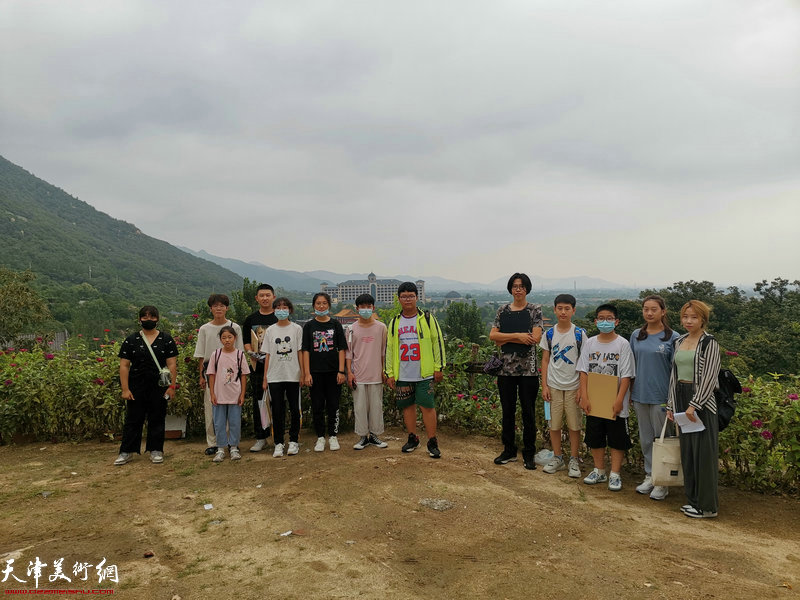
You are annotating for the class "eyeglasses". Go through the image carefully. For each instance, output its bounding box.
[511,285,526,291]
[398,295,416,301]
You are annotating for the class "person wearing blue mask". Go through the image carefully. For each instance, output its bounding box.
[302,292,348,452]
[576,304,636,491]
[261,298,304,458]
[345,293,388,450]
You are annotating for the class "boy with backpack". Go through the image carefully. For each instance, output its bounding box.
[539,294,586,478]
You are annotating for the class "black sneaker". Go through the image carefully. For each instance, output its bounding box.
[494,449,517,465]
[522,452,536,470]
[402,433,420,453]
[204,446,218,456]
[353,436,369,450]
[427,437,441,459]
[368,433,388,448]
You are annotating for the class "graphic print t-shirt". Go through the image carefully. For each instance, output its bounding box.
[262,322,304,382]
[242,311,278,372]
[302,318,347,373]
[538,324,583,390]
[398,315,424,382]
[206,349,250,404]
[576,335,636,418]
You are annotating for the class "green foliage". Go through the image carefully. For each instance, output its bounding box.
[443,301,485,344]
[0,268,52,344]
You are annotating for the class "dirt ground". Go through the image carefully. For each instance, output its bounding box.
[1,427,798,600]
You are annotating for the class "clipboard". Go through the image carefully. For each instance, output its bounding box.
[587,372,618,420]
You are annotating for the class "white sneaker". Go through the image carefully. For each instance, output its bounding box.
[250,439,267,452]
[608,472,623,491]
[636,475,654,495]
[230,447,241,461]
[287,441,299,455]
[314,437,326,452]
[543,455,566,474]
[273,443,284,458]
[567,457,581,478]
[150,450,164,464]
[650,486,669,501]
[328,436,340,451]
[114,452,132,466]
[212,449,225,463]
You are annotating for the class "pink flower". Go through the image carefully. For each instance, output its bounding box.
[476,404,481,409]
[742,386,751,393]
[20,348,28,352]
[751,419,763,428]
[725,351,738,356]
[96,357,104,362]
[458,344,464,348]
[48,341,54,345]
[192,314,199,319]
[93,378,105,385]
[471,395,478,400]
[7,347,14,351]
[457,393,465,399]
[491,403,497,409]
[9,363,16,367]
[788,393,799,401]
[3,379,12,386]
[36,337,43,342]
[45,354,54,360]
[77,334,82,338]
[92,337,100,341]
[104,328,110,332]
[761,430,773,440]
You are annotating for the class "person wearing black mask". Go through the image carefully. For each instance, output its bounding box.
[114,306,178,466]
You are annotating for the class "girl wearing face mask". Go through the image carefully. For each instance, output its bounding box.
[301,292,348,452]
[261,298,305,457]
[629,295,680,501]
[114,306,178,466]
[667,300,721,518]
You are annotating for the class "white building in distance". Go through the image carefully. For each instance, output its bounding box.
[320,272,426,304]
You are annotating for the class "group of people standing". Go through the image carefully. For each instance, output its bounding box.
[491,272,721,518]
[113,274,722,518]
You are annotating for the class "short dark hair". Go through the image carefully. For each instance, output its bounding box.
[507,273,532,294]
[554,294,576,308]
[256,284,275,294]
[595,303,618,319]
[218,325,238,339]
[312,292,332,306]
[355,293,375,307]
[273,297,294,312]
[207,293,230,307]
[139,305,159,319]
[397,282,418,296]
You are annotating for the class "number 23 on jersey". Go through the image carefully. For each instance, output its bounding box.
[400,343,420,361]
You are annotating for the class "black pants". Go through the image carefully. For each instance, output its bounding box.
[250,365,269,440]
[676,382,719,512]
[119,384,167,454]
[310,371,341,437]
[497,375,539,455]
[269,381,301,445]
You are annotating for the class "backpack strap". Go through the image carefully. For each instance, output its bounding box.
[545,327,554,351]
[574,327,583,355]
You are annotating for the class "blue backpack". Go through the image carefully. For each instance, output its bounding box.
[545,326,584,356]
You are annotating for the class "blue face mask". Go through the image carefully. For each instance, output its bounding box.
[275,309,290,320]
[597,319,616,333]
[314,309,330,317]
[358,308,373,319]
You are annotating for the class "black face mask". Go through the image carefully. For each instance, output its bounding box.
[140,319,158,330]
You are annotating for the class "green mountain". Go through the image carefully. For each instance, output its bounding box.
[0,155,242,319]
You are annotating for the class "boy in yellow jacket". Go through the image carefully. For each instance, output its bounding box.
[385,282,446,458]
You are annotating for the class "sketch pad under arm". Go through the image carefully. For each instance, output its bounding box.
[586,372,618,421]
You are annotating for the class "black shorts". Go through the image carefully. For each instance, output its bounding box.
[584,415,632,451]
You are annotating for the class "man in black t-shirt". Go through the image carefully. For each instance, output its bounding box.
[242,284,278,452]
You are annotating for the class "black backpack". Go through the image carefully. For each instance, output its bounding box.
[699,336,742,431]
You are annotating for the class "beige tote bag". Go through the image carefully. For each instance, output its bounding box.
[651,416,683,486]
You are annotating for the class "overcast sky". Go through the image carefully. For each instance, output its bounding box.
[2,0,798,288]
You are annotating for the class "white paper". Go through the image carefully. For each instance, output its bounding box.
[674,412,705,433]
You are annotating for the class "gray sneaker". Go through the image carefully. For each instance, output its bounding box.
[230,447,241,461]
[249,439,267,452]
[114,452,132,466]
[567,457,581,478]
[649,486,668,500]
[150,450,164,464]
[583,468,608,485]
[608,473,622,491]
[543,455,566,474]
[212,449,225,463]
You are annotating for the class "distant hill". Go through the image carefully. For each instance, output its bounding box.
[0,155,242,310]
[181,247,629,293]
